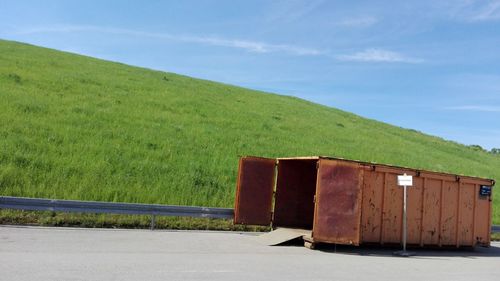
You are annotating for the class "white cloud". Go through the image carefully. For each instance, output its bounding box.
[182,36,323,55]
[11,25,427,63]
[444,105,500,112]
[12,25,323,56]
[446,0,500,21]
[335,49,424,63]
[337,16,378,27]
[471,0,500,21]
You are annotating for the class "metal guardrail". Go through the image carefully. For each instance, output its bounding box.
[0,196,234,229]
[493,225,500,233]
[0,196,498,233]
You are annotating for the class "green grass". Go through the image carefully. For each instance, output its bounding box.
[0,39,499,226]
[492,233,500,241]
[0,209,267,232]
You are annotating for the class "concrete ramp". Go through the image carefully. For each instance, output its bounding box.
[257,228,312,246]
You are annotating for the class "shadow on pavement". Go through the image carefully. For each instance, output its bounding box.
[318,244,500,259]
[278,238,500,258]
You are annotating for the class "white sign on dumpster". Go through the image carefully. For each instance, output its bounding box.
[397,174,413,186]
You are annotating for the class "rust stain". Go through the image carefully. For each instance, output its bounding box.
[234,157,276,226]
[313,159,362,245]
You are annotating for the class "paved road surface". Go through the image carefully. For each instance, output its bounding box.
[1,225,499,281]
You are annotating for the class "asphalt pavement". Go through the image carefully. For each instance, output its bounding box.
[1,225,499,281]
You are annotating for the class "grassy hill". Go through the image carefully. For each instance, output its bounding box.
[0,39,499,225]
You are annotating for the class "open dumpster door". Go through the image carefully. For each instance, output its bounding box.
[234,156,276,226]
[313,159,364,245]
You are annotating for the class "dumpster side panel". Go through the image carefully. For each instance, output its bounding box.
[360,169,384,243]
[422,178,442,245]
[381,172,402,244]
[440,181,459,245]
[360,168,422,245]
[234,157,276,226]
[474,185,492,246]
[406,176,424,245]
[458,182,475,246]
[313,159,363,245]
[358,165,493,248]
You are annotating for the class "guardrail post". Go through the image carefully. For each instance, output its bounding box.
[150,214,156,230]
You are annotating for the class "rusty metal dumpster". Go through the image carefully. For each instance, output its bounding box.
[234,156,495,248]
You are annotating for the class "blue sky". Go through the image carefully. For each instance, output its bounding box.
[1,0,500,149]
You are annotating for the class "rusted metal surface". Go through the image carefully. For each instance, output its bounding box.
[440,180,459,245]
[358,164,494,247]
[421,178,441,245]
[234,155,495,248]
[406,176,423,245]
[233,157,276,226]
[313,159,363,245]
[474,184,491,246]
[359,168,384,243]
[458,182,475,245]
[273,159,317,229]
[381,172,402,244]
